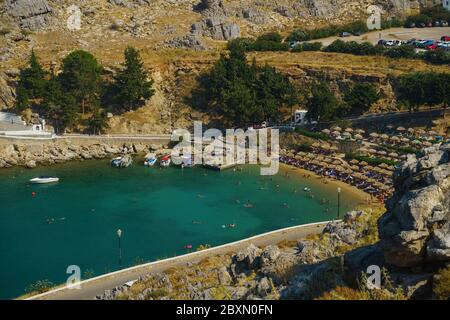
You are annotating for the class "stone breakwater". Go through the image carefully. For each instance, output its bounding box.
[0,137,171,169]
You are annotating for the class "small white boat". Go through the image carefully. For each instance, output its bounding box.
[29,176,59,184]
[144,153,157,167]
[111,155,132,168]
[160,155,171,167]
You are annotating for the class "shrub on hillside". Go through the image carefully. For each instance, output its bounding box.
[384,45,417,59]
[433,267,450,300]
[424,49,450,65]
[287,20,368,42]
[292,42,323,52]
[323,40,384,56]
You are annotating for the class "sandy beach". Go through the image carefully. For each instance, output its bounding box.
[279,163,373,205]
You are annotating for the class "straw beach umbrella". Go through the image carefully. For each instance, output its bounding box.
[397,126,406,132]
[388,152,399,158]
[332,131,341,136]
[343,132,352,138]
[370,132,379,138]
[322,129,331,134]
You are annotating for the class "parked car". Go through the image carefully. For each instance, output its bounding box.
[417,40,435,48]
[441,21,449,27]
[417,22,426,28]
[426,22,433,28]
[405,22,416,28]
[433,21,441,27]
[378,39,387,46]
[352,31,364,36]
[426,43,439,50]
[339,32,352,37]
[438,42,450,51]
[441,36,450,42]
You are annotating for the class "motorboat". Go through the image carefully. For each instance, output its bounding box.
[29,176,59,184]
[180,155,194,168]
[160,155,171,167]
[111,154,133,168]
[144,153,157,167]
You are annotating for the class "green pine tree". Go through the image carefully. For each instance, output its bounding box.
[59,50,103,114]
[113,46,155,112]
[88,108,109,135]
[343,83,380,116]
[15,50,47,110]
[306,82,339,122]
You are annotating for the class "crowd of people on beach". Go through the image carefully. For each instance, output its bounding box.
[279,154,392,202]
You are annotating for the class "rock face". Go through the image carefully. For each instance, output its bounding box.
[192,0,240,40]
[378,144,450,267]
[5,0,53,30]
[164,34,207,50]
[0,140,169,169]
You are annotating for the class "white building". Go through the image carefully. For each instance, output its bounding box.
[444,0,450,10]
[294,109,308,125]
[0,111,51,137]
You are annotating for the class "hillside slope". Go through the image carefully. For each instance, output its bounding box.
[0,0,438,133]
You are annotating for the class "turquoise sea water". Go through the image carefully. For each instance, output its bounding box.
[0,160,361,299]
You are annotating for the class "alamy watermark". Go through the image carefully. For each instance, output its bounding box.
[170,122,280,175]
[366,265,381,289]
[66,265,81,289]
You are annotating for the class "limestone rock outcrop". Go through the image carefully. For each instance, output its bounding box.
[378,144,450,267]
[5,0,53,30]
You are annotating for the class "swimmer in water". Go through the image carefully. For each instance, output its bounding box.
[283,203,290,209]
[244,200,253,208]
[236,199,241,204]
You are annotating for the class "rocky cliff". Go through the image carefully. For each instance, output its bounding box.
[378,144,450,268]
[345,142,450,298]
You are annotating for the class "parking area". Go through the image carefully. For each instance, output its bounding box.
[315,27,450,47]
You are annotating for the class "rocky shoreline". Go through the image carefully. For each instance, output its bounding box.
[0,139,171,169]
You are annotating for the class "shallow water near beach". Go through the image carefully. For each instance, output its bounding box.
[0,160,363,299]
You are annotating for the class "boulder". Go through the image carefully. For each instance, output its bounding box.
[233,244,261,270]
[261,245,280,266]
[217,267,232,285]
[378,143,450,268]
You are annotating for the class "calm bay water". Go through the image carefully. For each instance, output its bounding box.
[0,160,361,299]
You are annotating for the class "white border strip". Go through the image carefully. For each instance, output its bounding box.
[26,220,338,300]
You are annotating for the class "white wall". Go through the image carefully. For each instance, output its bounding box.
[0,112,24,125]
[444,0,450,10]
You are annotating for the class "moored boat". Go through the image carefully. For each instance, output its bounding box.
[111,154,133,168]
[29,176,59,184]
[144,153,157,167]
[160,155,171,167]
